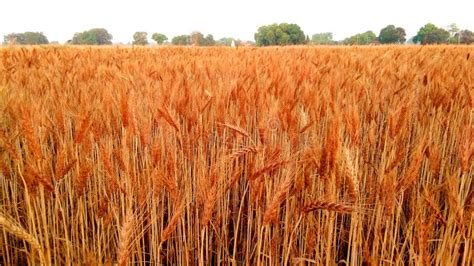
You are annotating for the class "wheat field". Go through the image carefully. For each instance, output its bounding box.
[0,46,473,265]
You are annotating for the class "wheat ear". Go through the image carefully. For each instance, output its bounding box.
[0,214,45,265]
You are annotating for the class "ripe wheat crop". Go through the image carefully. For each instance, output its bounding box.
[0,45,473,265]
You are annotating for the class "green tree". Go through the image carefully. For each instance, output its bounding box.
[23,32,49,44]
[171,35,190,45]
[203,34,216,46]
[311,32,334,45]
[280,23,305,44]
[151,33,168,44]
[413,23,449,44]
[254,23,305,46]
[4,33,26,44]
[459,30,474,44]
[378,25,406,44]
[88,28,113,45]
[3,32,49,45]
[448,23,460,44]
[255,25,276,46]
[72,31,96,45]
[343,31,377,45]
[72,28,112,45]
[133,32,148,45]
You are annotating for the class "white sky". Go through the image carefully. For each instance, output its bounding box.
[1,0,473,43]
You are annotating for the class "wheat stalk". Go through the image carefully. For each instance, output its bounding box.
[0,214,45,265]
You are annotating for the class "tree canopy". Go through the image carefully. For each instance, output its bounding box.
[190,31,204,46]
[413,23,450,44]
[152,33,168,44]
[171,35,190,45]
[3,32,49,45]
[447,23,460,44]
[343,31,377,45]
[171,32,215,46]
[254,23,306,46]
[310,32,334,45]
[459,30,474,44]
[203,34,216,46]
[189,32,215,46]
[71,28,113,45]
[133,32,148,45]
[378,25,406,44]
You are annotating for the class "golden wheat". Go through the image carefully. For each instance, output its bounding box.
[0,45,472,265]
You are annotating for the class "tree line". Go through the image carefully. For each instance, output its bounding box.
[3,23,474,46]
[312,23,473,45]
